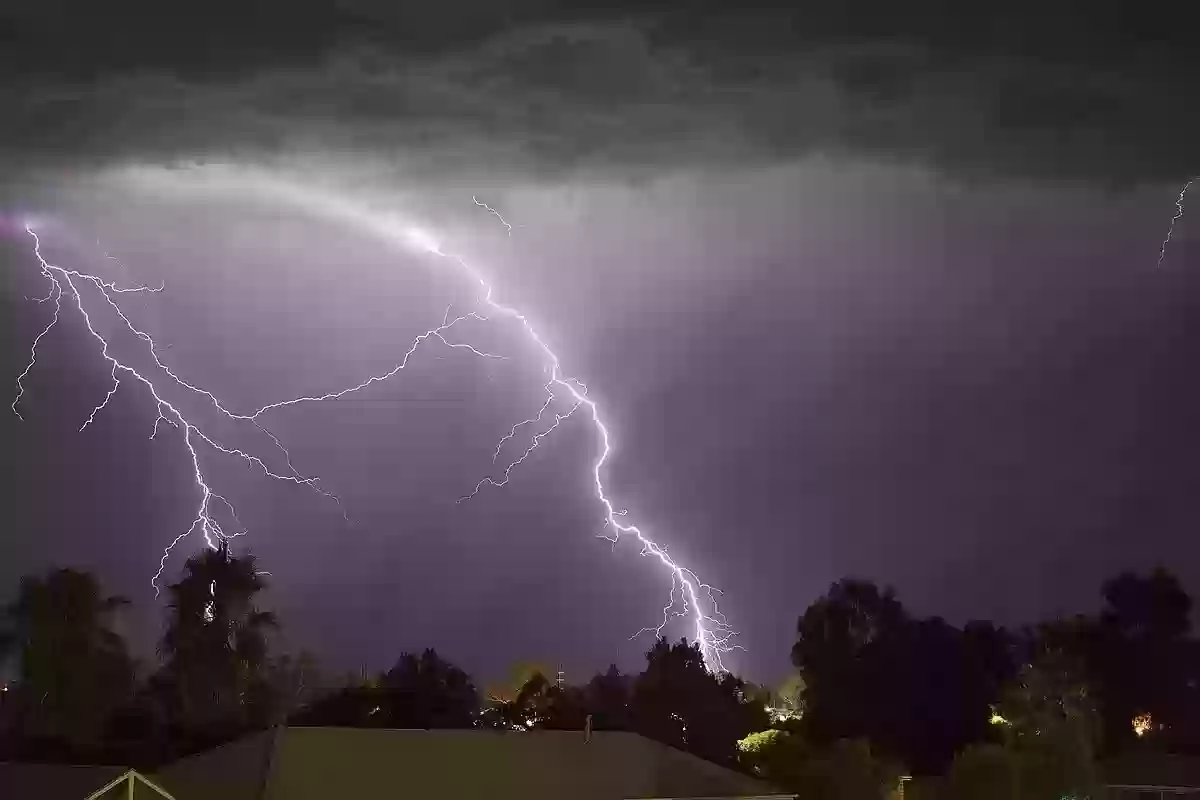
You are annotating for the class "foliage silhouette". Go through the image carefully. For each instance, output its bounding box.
[0,568,133,755]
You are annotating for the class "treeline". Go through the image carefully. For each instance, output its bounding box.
[0,544,769,770]
[292,638,769,770]
[0,544,302,765]
[3,552,1199,800]
[767,570,1200,799]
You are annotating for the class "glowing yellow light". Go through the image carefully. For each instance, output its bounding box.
[1133,713,1153,737]
[990,712,1010,726]
[766,705,803,723]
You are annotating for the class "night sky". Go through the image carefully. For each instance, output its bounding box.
[1,3,1198,687]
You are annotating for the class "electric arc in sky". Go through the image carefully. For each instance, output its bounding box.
[11,224,496,594]
[10,186,737,671]
[1158,177,1195,268]
[472,195,513,236]
[12,225,370,593]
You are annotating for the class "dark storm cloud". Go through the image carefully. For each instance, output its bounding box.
[1,3,1196,182]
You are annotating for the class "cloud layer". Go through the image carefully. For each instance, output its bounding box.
[2,4,1196,182]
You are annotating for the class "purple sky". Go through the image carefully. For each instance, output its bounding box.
[1,5,1199,687]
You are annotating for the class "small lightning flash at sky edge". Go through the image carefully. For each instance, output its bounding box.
[471,196,513,236]
[1158,177,1195,268]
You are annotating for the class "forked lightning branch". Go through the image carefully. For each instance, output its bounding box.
[10,194,739,671]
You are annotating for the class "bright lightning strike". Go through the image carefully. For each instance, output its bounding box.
[414,214,739,671]
[14,177,738,672]
[1158,177,1195,268]
[11,225,492,596]
[12,226,341,594]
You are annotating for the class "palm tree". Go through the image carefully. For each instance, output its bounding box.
[0,568,133,749]
[159,542,277,732]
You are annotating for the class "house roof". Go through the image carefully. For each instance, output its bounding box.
[1106,754,1200,789]
[0,762,126,799]
[155,727,791,800]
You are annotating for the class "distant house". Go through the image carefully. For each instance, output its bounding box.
[153,727,793,800]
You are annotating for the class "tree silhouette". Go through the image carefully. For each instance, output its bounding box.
[1099,569,1198,751]
[158,543,277,734]
[955,647,1102,800]
[792,578,1015,774]
[584,664,632,730]
[791,578,909,746]
[378,648,479,729]
[632,638,767,766]
[295,651,477,730]
[740,731,900,800]
[0,568,133,753]
[1102,569,1191,640]
[289,682,387,728]
[8,558,1200,776]
[484,669,589,731]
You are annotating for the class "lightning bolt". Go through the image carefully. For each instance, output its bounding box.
[472,196,513,236]
[13,226,339,593]
[11,225,493,596]
[1158,177,1195,268]
[13,181,738,672]
[11,268,62,419]
[244,309,502,419]
[491,380,557,464]
[412,218,739,671]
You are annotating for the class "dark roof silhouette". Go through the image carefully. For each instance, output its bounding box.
[154,727,791,800]
[1106,754,1200,789]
